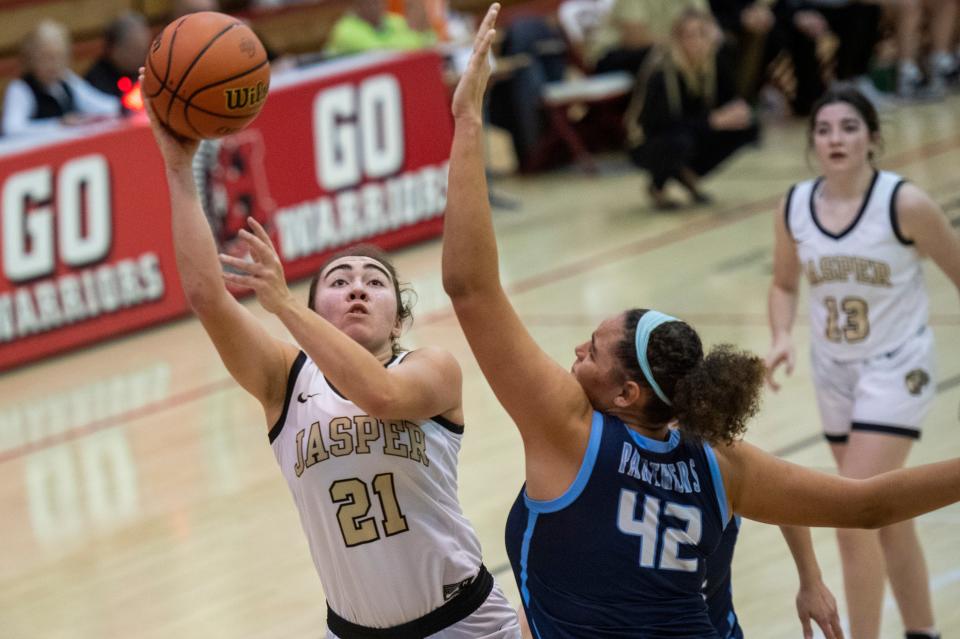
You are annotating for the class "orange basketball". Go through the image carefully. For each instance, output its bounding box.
[143,12,270,140]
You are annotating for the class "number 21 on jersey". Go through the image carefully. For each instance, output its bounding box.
[617,489,702,572]
[330,473,409,547]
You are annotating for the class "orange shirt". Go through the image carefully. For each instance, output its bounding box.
[387,0,449,40]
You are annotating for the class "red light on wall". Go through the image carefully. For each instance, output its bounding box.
[122,80,144,112]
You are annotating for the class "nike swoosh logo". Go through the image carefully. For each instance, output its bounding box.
[297,392,320,403]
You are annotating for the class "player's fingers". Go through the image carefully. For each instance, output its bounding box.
[800,615,813,639]
[221,271,257,290]
[764,351,783,378]
[246,217,275,251]
[830,612,845,639]
[763,352,777,371]
[811,614,833,639]
[237,228,272,261]
[469,29,495,75]
[477,28,496,58]
[218,253,259,274]
[475,3,500,49]
[763,366,780,391]
[786,349,796,375]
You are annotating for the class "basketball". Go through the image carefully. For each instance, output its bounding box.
[143,11,270,139]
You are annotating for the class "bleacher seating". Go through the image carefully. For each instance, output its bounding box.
[0,0,352,115]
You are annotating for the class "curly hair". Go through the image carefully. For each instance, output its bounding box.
[308,244,416,354]
[617,309,765,445]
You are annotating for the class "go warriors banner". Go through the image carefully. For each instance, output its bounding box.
[0,50,453,371]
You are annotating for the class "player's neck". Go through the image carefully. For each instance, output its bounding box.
[617,411,672,441]
[820,164,875,201]
[372,343,396,365]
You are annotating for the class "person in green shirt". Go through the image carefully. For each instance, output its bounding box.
[326,0,436,56]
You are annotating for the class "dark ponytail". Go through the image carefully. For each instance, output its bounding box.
[618,310,765,445]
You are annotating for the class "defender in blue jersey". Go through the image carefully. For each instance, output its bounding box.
[704,518,744,639]
[515,518,842,639]
[506,413,728,636]
[444,6,960,638]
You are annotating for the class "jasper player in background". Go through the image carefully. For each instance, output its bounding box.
[766,85,960,639]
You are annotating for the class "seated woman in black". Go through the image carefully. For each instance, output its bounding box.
[626,8,759,210]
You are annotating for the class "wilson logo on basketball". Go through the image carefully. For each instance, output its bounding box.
[225,82,268,110]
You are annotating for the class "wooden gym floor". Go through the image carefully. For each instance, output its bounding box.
[1,95,959,638]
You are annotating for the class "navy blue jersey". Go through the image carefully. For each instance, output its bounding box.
[703,517,743,639]
[505,412,731,638]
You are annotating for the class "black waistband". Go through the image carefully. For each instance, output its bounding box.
[326,564,494,639]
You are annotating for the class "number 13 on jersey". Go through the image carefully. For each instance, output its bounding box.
[617,489,702,572]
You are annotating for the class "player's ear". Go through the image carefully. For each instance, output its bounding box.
[614,380,643,408]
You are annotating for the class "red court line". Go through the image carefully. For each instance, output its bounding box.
[4,133,960,464]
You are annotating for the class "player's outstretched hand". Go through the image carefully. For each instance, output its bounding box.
[764,336,795,392]
[218,217,293,314]
[139,67,200,171]
[796,577,843,639]
[450,3,499,124]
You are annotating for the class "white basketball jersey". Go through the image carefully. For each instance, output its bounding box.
[786,170,928,361]
[270,351,484,628]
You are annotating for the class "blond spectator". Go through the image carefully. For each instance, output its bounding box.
[585,0,709,74]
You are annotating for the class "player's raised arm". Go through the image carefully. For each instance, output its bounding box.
[440,4,592,458]
[143,85,295,421]
[718,441,960,529]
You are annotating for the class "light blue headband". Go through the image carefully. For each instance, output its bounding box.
[634,310,679,406]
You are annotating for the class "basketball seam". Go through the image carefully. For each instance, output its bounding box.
[165,20,240,122]
[161,19,185,90]
[145,18,186,99]
[145,55,171,99]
